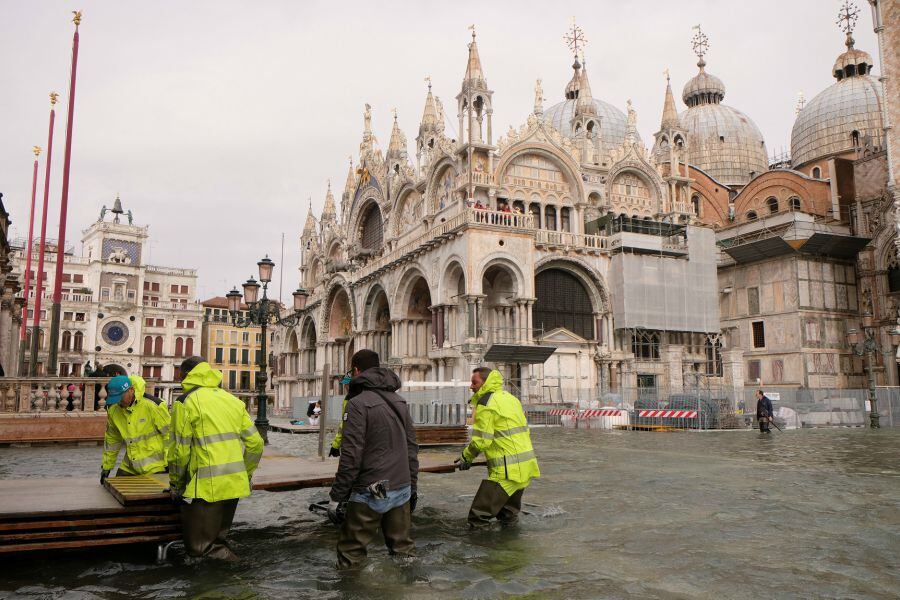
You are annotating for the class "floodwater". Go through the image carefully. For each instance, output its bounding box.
[2,427,899,599]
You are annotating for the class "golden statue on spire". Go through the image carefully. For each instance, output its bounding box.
[72,10,82,27]
[32,146,42,158]
[49,92,59,106]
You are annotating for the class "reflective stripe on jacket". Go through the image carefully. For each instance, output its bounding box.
[462,370,540,486]
[102,375,170,474]
[168,362,264,502]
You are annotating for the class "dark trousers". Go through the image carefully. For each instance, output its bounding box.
[467,479,524,529]
[758,417,771,433]
[180,498,239,559]
[336,500,414,568]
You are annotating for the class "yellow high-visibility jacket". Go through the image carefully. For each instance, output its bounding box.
[462,370,540,494]
[102,375,170,474]
[331,397,348,450]
[168,362,264,502]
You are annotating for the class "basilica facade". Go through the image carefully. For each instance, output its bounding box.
[273,4,897,406]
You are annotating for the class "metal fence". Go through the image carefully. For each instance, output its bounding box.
[290,386,469,427]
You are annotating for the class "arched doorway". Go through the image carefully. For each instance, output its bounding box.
[326,287,354,389]
[364,286,392,362]
[534,269,594,339]
[405,276,432,360]
[482,264,519,343]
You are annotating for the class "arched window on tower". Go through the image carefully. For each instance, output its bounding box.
[747,211,758,222]
[73,332,83,352]
[852,130,860,148]
[691,194,701,216]
[812,166,821,179]
[789,197,801,211]
[766,197,779,214]
[631,330,660,360]
[143,335,153,355]
[61,331,71,351]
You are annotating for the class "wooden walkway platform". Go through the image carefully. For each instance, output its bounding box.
[0,451,462,554]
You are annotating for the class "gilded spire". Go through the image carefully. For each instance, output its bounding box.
[343,156,356,195]
[420,77,438,128]
[575,52,597,117]
[463,25,487,87]
[322,180,336,220]
[660,69,679,129]
[387,109,408,162]
[303,199,317,236]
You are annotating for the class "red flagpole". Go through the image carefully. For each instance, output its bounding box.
[48,12,82,376]
[29,95,58,376]
[18,147,42,374]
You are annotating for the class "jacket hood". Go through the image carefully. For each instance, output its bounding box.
[182,361,223,390]
[129,375,147,401]
[348,367,401,397]
[470,369,503,404]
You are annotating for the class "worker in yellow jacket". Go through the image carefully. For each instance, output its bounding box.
[168,356,264,560]
[328,371,353,457]
[101,374,170,483]
[456,368,540,528]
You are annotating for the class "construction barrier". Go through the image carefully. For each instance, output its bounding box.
[637,410,698,418]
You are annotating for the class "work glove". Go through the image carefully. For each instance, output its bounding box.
[454,457,471,471]
[326,500,345,526]
[100,469,110,484]
[328,446,341,458]
[409,491,418,513]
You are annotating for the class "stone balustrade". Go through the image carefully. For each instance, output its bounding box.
[535,230,609,252]
[0,377,110,414]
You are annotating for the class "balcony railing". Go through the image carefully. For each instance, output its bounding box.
[535,230,608,251]
[0,377,111,413]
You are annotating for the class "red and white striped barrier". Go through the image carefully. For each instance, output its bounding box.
[638,410,698,418]
[548,409,577,416]
[580,409,623,418]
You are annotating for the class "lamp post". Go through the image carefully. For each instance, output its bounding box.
[846,313,881,429]
[226,256,309,444]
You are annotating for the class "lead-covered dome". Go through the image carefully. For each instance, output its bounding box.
[790,35,883,169]
[678,58,768,187]
[543,98,638,155]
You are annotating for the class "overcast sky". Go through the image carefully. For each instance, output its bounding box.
[0,0,879,301]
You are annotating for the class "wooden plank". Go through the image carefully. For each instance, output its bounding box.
[0,524,180,543]
[0,513,178,532]
[0,533,182,555]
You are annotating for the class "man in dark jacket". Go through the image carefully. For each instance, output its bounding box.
[327,349,418,568]
[756,389,774,433]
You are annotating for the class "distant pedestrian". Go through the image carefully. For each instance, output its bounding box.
[327,349,418,568]
[168,356,264,560]
[756,389,774,433]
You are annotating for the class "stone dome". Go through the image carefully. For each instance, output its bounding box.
[543,98,640,156]
[790,38,883,169]
[677,61,768,187]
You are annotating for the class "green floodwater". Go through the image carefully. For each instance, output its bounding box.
[1,427,899,599]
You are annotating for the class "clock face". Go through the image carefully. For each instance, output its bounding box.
[102,321,129,346]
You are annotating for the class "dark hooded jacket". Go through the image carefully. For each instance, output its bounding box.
[329,367,419,502]
[756,394,774,419]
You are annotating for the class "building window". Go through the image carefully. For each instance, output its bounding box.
[705,337,723,376]
[766,197,779,214]
[71,363,82,376]
[176,319,185,328]
[186,337,194,355]
[228,370,237,389]
[242,332,250,344]
[544,205,557,231]
[360,204,384,250]
[215,347,224,364]
[75,312,85,322]
[216,329,224,343]
[632,330,661,360]
[747,360,761,382]
[101,288,110,300]
[73,332,83,351]
[240,371,251,390]
[175,337,184,357]
[144,336,153,355]
[747,287,760,316]
[73,274,83,283]
[230,331,238,344]
[180,285,188,294]
[746,211,758,222]
[59,363,70,377]
[154,336,163,356]
[241,349,249,365]
[61,331,72,351]
[789,197,801,211]
[171,284,179,294]
[560,207,571,232]
[691,194,701,215]
[533,268,595,339]
[812,166,821,178]
[156,318,164,327]
[186,320,194,329]
[229,348,237,364]
[751,321,766,348]
[145,317,154,327]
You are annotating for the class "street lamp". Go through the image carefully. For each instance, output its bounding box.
[226,257,309,443]
[846,315,881,429]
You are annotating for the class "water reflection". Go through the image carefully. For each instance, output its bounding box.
[2,428,899,598]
